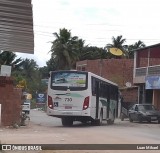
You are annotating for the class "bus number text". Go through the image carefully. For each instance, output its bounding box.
[65,98,72,102]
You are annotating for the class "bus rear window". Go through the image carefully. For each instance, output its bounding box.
[51,71,88,91]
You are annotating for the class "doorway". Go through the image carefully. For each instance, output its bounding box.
[145,90,153,104]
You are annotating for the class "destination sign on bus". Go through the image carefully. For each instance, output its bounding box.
[52,72,86,87]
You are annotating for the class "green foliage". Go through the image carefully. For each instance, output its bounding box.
[30,99,36,109]
[0,29,146,97]
[50,28,85,70]
[39,66,49,78]
[47,29,146,71]
[0,51,47,97]
[0,51,23,70]
[105,36,146,59]
[79,46,107,60]
[127,40,146,58]
[12,58,47,97]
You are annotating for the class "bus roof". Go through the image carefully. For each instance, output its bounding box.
[50,70,118,87]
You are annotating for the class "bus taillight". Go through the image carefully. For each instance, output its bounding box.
[83,96,89,110]
[48,95,53,109]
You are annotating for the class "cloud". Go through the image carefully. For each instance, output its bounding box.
[17,0,160,67]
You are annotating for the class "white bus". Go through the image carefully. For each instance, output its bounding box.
[47,70,119,126]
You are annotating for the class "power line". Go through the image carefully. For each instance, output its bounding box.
[33,31,160,41]
[33,33,160,47]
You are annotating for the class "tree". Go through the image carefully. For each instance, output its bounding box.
[50,28,83,70]
[20,59,38,80]
[46,56,57,72]
[128,40,146,58]
[12,58,44,97]
[79,46,108,60]
[39,66,50,79]
[0,51,23,70]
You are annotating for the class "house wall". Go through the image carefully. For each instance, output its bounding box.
[153,90,160,110]
[76,59,136,104]
[149,58,160,66]
[77,59,134,88]
[120,87,138,103]
[137,58,160,67]
[134,46,160,107]
[138,58,148,67]
[0,76,22,126]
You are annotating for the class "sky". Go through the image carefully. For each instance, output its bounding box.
[16,0,160,67]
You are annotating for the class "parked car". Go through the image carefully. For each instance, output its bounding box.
[128,104,160,123]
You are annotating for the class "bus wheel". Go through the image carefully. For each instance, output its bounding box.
[81,120,88,124]
[129,115,133,122]
[61,117,73,126]
[120,113,124,121]
[107,119,114,125]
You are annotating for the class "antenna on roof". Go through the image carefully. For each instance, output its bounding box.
[109,47,123,56]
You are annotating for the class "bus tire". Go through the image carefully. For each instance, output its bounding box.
[61,117,73,126]
[121,113,124,121]
[111,119,114,124]
[107,119,114,125]
[81,120,88,124]
[129,115,133,122]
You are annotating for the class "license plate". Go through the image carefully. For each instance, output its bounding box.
[151,117,157,120]
[65,106,72,109]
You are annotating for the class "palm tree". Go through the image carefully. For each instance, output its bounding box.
[128,40,146,58]
[79,46,109,61]
[106,35,128,58]
[46,54,58,72]
[50,28,82,70]
[0,51,23,70]
[21,58,38,80]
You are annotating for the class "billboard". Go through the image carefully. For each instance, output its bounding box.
[145,76,160,89]
[36,93,46,104]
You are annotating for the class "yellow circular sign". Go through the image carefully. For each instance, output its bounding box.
[109,47,123,56]
[26,94,32,100]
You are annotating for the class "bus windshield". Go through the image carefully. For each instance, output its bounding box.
[51,71,88,91]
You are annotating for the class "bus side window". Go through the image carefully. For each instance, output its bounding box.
[99,83,103,97]
[92,77,96,96]
[95,80,100,95]
[100,83,105,98]
[104,84,109,99]
[110,86,118,101]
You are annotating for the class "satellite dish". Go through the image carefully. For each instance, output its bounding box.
[109,47,123,56]
[125,82,132,87]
